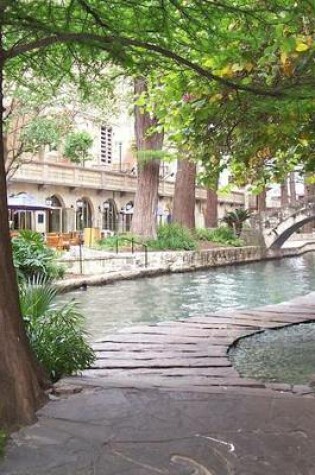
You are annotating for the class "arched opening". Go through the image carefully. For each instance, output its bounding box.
[76,197,93,231]
[269,215,315,249]
[47,195,64,233]
[102,199,118,232]
[120,201,134,233]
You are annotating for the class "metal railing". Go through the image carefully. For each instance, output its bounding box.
[115,237,148,268]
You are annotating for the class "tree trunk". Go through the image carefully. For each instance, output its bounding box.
[172,158,196,229]
[0,49,45,429]
[204,188,218,228]
[204,171,219,228]
[257,189,266,213]
[303,177,315,233]
[289,171,296,206]
[131,78,163,238]
[280,178,289,207]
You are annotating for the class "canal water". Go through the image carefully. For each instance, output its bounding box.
[229,322,315,385]
[58,253,315,341]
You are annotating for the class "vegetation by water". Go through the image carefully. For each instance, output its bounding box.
[147,224,197,250]
[12,230,64,282]
[11,234,94,383]
[195,226,244,247]
[97,224,243,251]
[20,281,95,382]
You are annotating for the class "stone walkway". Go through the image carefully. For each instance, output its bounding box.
[2,293,315,474]
[83,293,315,396]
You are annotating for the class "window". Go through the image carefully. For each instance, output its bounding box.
[100,125,113,164]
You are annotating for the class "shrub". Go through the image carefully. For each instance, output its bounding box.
[97,234,134,251]
[195,226,244,247]
[222,208,251,236]
[12,230,64,282]
[20,281,95,382]
[146,224,197,251]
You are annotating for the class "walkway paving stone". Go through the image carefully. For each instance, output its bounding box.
[1,293,315,474]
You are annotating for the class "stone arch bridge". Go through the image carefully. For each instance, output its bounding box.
[252,202,315,249]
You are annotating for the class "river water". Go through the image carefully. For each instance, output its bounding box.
[58,253,315,341]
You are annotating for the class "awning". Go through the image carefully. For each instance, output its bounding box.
[8,193,52,211]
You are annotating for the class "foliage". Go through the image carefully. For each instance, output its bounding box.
[146,224,196,251]
[222,209,251,236]
[97,234,136,251]
[20,281,95,382]
[195,226,244,247]
[2,1,315,186]
[63,131,93,164]
[98,224,247,250]
[21,116,61,152]
[12,230,64,281]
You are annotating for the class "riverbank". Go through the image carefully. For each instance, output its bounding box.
[56,241,315,292]
[2,293,315,474]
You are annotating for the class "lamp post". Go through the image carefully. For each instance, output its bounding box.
[76,199,83,274]
[45,197,53,234]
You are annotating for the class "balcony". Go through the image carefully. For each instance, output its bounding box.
[9,160,244,206]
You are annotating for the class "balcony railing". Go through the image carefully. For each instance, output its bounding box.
[10,159,244,205]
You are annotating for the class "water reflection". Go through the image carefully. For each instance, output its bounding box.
[58,253,315,341]
[229,322,315,385]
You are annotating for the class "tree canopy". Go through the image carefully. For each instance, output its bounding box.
[2,1,314,99]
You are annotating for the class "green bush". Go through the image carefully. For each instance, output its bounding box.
[12,230,64,282]
[20,281,95,382]
[97,234,134,250]
[195,226,244,247]
[146,224,197,251]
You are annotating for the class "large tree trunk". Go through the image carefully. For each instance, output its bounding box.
[257,189,266,213]
[204,171,219,228]
[289,171,297,206]
[172,158,196,229]
[0,51,45,429]
[131,78,163,238]
[204,189,218,228]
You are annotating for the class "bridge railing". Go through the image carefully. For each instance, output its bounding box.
[250,198,315,230]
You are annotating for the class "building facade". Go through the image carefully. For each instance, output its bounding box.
[7,111,245,235]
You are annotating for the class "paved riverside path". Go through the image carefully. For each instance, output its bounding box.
[2,294,315,474]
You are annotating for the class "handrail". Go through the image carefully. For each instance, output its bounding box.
[115,237,148,268]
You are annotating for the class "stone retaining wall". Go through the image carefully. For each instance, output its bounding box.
[59,246,265,275]
[56,242,315,292]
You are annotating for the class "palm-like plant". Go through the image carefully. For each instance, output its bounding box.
[20,280,95,382]
[222,208,251,237]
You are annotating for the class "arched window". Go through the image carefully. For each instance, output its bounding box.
[46,195,63,233]
[102,199,117,231]
[120,201,134,232]
[76,198,92,230]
